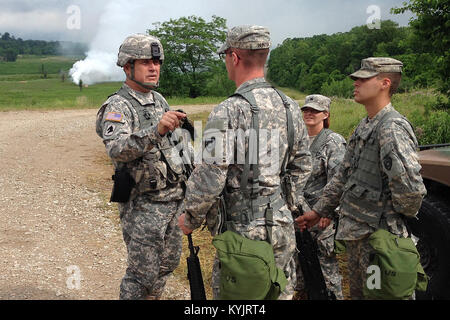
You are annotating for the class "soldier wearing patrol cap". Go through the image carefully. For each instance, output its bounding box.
[296,57,427,299]
[178,25,312,300]
[294,94,346,300]
[96,34,193,300]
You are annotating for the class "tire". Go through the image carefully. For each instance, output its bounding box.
[406,195,450,300]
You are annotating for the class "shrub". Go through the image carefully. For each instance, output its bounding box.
[320,78,354,98]
[411,109,450,145]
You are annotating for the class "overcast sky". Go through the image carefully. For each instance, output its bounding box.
[0,0,414,47]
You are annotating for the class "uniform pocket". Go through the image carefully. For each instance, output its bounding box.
[340,183,383,228]
[135,160,167,193]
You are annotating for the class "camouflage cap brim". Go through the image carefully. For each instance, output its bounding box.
[301,102,328,112]
[217,42,230,55]
[349,69,379,80]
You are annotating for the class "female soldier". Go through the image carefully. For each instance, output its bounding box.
[296,94,346,300]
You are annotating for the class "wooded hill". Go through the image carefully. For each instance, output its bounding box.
[0,32,87,61]
[267,20,442,98]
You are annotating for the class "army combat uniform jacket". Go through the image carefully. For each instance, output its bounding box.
[183,78,312,298]
[96,83,193,241]
[305,129,347,209]
[304,129,346,251]
[183,78,312,234]
[96,83,191,203]
[313,104,427,240]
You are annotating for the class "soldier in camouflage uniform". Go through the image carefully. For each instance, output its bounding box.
[296,58,427,300]
[178,25,312,300]
[295,95,346,300]
[96,34,192,300]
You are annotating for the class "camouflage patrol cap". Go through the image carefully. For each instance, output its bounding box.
[217,25,271,54]
[117,33,164,67]
[301,95,331,112]
[349,57,403,80]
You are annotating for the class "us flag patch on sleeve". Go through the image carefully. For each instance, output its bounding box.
[105,112,123,122]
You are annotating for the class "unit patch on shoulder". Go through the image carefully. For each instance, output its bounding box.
[105,112,123,122]
[104,123,117,137]
[383,156,393,171]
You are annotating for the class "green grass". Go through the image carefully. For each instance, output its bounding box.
[0,77,228,111]
[0,55,82,76]
[0,78,123,110]
[276,86,308,102]
[167,96,226,106]
[0,54,228,111]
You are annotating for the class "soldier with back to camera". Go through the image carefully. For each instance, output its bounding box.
[178,25,312,300]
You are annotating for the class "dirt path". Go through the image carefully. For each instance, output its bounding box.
[0,105,214,300]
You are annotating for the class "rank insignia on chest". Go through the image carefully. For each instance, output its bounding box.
[105,112,123,122]
[143,110,152,120]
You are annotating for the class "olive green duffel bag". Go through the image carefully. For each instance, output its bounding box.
[212,231,287,300]
[364,229,428,300]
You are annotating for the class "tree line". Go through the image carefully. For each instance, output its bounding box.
[267,20,443,99]
[0,32,87,62]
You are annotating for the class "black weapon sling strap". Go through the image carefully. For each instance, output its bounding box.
[309,128,332,157]
[231,81,294,244]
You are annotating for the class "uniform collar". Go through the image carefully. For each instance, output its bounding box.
[358,103,394,140]
[235,77,267,93]
[123,83,155,106]
[366,103,393,125]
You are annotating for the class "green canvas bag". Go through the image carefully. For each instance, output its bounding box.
[212,231,288,300]
[363,229,428,300]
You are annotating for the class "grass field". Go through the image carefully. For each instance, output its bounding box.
[0,55,228,111]
[0,55,433,140]
[0,55,83,76]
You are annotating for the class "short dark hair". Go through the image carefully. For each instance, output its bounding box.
[234,48,269,69]
[377,73,402,97]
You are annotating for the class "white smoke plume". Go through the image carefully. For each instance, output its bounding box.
[69,0,155,85]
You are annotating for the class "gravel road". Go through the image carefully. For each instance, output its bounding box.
[0,105,214,300]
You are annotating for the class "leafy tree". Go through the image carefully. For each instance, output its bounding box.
[148,15,228,97]
[3,48,18,62]
[392,0,450,97]
[1,32,11,41]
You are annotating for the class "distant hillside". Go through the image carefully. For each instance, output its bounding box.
[0,32,87,62]
[267,20,441,98]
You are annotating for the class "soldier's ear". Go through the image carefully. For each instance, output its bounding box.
[123,63,131,76]
[381,77,391,91]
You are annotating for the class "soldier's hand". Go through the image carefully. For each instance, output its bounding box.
[318,217,331,229]
[178,213,193,235]
[157,111,187,136]
[295,210,321,231]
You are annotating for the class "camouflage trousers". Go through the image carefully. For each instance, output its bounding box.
[118,196,183,300]
[211,204,297,300]
[345,236,374,300]
[295,223,344,300]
